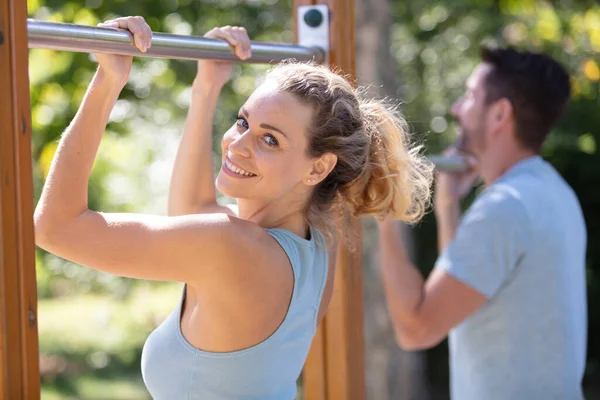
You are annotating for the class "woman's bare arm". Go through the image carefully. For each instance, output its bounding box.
[167,26,251,216]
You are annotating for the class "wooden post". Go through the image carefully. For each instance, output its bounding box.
[295,1,365,399]
[0,0,40,398]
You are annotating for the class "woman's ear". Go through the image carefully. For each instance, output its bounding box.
[305,153,338,185]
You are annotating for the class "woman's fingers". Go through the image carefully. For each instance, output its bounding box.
[205,27,239,56]
[205,26,251,60]
[232,27,251,59]
[98,20,118,28]
[97,20,120,33]
[96,19,254,59]
[205,27,236,44]
[104,16,153,53]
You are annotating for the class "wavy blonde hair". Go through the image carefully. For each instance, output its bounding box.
[264,62,434,238]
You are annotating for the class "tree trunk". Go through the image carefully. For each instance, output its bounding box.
[355,0,430,398]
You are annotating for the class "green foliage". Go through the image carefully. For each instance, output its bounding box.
[38,284,181,399]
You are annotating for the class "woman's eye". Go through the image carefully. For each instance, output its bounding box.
[263,134,279,147]
[236,117,249,129]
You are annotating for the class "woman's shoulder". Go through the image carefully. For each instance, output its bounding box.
[205,213,289,265]
[188,211,274,247]
[180,211,321,278]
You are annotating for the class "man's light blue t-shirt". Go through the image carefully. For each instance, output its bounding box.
[435,156,587,400]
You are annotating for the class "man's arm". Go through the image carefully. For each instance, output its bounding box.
[377,218,487,350]
[378,186,530,350]
[435,202,461,253]
[376,155,484,349]
[434,153,480,252]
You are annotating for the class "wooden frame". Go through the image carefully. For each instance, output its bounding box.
[0,0,40,398]
[1,1,362,398]
[294,1,365,399]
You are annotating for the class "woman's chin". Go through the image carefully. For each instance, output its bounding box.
[216,174,245,199]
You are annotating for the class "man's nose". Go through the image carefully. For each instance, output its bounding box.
[450,98,462,119]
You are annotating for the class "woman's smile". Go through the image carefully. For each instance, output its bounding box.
[222,156,257,178]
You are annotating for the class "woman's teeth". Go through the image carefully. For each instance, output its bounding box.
[225,160,255,177]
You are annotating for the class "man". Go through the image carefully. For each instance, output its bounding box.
[377,47,587,399]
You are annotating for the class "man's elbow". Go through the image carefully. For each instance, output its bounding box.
[393,324,445,351]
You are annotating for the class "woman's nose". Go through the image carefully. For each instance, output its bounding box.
[227,131,252,158]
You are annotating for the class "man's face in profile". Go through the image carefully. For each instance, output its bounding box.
[451,63,493,157]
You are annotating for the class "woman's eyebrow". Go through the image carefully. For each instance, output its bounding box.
[242,107,288,138]
[260,123,288,138]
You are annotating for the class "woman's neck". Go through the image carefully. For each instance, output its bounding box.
[237,199,310,239]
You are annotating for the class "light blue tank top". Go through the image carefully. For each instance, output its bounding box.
[140,225,329,399]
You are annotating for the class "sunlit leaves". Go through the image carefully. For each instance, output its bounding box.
[29,50,74,85]
[73,7,99,25]
[535,6,561,43]
[499,0,537,16]
[583,59,600,82]
[578,133,596,155]
[38,141,58,178]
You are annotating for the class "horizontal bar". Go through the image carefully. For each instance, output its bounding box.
[428,155,467,172]
[27,20,325,64]
[26,21,465,173]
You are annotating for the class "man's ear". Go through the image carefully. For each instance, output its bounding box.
[304,153,338,186]
[493,98,513,127]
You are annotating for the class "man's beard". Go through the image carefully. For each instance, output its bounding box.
[455,127,470,153]
[455,122,484,156]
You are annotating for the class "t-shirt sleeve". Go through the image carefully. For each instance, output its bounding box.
[434,187,532,298]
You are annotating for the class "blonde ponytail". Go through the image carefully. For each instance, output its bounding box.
[340,100,434,223]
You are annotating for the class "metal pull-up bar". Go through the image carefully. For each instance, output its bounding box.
[428,155,468,172]
[27,18,469,173]
[27,19,326,64]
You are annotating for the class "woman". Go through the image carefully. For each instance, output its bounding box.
[34,16,433,399]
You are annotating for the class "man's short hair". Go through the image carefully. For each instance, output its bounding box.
[480,47,571,152]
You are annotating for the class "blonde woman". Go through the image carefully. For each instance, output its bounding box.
[34,16,432,399]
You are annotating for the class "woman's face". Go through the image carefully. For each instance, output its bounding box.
[216,81,318,205]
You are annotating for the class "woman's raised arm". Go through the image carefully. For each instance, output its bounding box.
[33,17,264,284]
[167,26,251,216]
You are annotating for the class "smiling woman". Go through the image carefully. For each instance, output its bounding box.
[215,79,319,211]
[32,16,433,400]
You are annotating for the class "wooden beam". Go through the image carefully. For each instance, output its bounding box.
[318,2,364,398]
[295,0,365,399]
[293,2,328,399]
[302,319,326,400]
[323,218,365,400]
[0,0,40,398]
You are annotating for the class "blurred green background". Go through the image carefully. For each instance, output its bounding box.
[27,0,599,399]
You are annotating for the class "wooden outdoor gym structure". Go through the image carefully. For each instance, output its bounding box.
[0,0,463,398]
